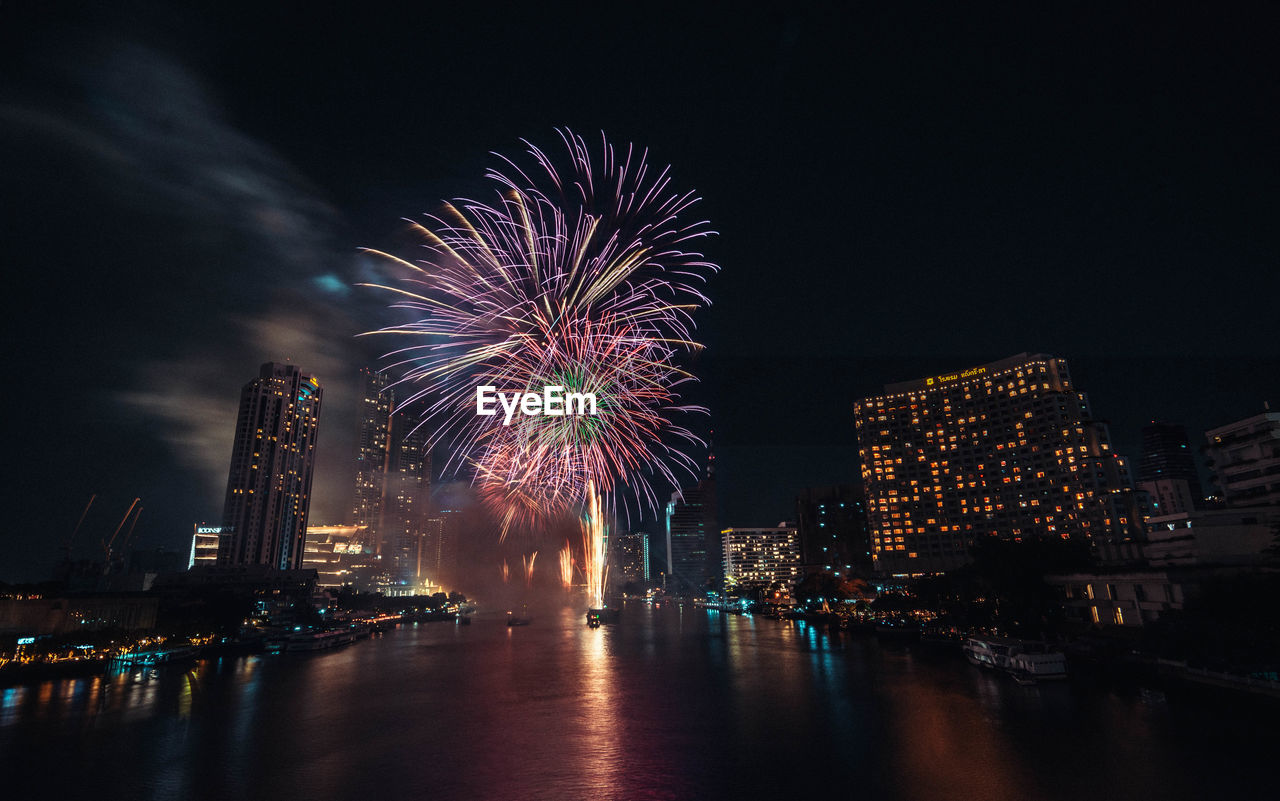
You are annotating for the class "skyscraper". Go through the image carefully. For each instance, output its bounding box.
[352,368,392,548]
[855,353,1144,575]
[665,470,717,594]
[219,362,323,569]
[384,418,432,587]
[1137,422,1203,514]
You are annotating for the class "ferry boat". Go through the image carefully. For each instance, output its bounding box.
[285,628,356,652]
[964,637,1067,681]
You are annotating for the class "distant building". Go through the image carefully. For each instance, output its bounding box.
[722,526,802,587]
[384,416,432,587]
[612,532,650,585]
[188,525,222,568]
[417,512,458,587]
[1204,408,1280,508]
[666,481,717,593]
[855,353,1146,575]
[1137,422,1203,515]
[218,362,323,570]
[794,484,871,576]
[352,368,392,549]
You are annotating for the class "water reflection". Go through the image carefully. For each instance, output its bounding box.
[2,608,1277,801]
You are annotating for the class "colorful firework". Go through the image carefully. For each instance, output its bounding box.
[523,551,538,588]
[580,481,609,609]
[365,130,715,602]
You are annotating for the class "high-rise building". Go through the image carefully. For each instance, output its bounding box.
[352,368,392,547]
[612,532,650,586]
[219,363,323,570]
[794,485,871,576]
[663,441,718,594]
[721,526,802,587]
[854,353,1145,575]
[1137,422,1203,515]
[1204,408,1280,508]
[665,478,717,593]
[384,417,432,587]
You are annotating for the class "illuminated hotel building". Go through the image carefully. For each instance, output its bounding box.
[854,353,1144,575]
[721,526,802,586]
[219,362,323,570]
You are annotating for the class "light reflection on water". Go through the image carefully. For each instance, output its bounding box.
[1,603,1277,801]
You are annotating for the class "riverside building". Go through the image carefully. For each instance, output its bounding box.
[854,353,1145,575]
[219,363,323,570]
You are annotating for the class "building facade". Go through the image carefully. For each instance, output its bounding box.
[384,420,432,587]
[721,526,802,587]
[352,368,392,548]
[1204,409,1280,508]
[612,532,651,586]
[1137,422,1202,515]
[219,363,323,570]
[794,484,871,576]
[188,525,222,569]
[854,353,1145,575]
[665,478,717,593]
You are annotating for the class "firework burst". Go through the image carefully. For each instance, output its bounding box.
[364,129,715,525]
[365,130,714,608]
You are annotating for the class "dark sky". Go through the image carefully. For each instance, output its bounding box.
[3,2,1278,582]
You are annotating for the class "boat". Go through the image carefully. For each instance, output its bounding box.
[586,607,621,626]
[964,637,1067,681]
[111,644,199,667]
[507,606,532,626]
[285,628,356,652]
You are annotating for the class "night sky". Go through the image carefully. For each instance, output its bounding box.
[3,3,1278,582]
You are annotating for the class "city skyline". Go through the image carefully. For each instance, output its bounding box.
[3,3,1279,583]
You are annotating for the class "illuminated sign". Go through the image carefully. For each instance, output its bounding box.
[17,637,35,645]
[924,366,987,387]
[196,526,223,535]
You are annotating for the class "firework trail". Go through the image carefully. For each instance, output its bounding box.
[501,559,510,584]
[523,551,538,588]
[581,481,609,609]
[558,540,575,591]
[365,129,715,603]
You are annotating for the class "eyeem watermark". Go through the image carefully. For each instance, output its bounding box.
[476,385,598,425]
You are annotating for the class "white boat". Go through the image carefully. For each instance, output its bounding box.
[285,628,355,652]
[964,637,1067,681]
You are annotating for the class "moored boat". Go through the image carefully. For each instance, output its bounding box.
[964,636,1067,681]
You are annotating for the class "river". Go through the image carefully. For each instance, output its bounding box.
[2,602,1275,800]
